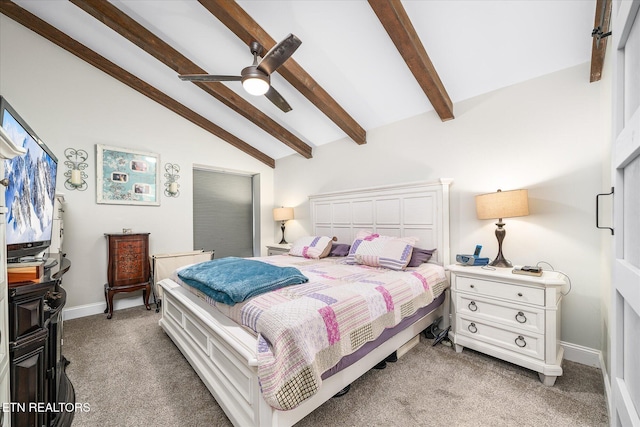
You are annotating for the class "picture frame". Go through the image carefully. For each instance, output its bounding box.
[96,144,160,205]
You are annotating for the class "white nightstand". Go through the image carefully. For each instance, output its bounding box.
[266,244,291,256]
[447,264,567,386]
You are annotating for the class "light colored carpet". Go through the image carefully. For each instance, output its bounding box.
[63,306,608,426]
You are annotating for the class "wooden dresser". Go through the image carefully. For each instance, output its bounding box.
[104,233,151,319]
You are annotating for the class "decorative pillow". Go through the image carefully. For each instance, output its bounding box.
[328,243,351,257]
[407,247,436,267]
[288,236,334,259]
[346,231,417,270]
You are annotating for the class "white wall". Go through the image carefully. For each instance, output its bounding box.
[0,17,275,315]
[274,63,610,352]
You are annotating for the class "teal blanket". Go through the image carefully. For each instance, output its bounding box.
[177,257,308,306]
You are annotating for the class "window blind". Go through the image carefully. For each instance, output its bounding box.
[193,169,254,258]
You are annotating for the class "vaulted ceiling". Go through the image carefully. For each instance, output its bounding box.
[1,0,597,168]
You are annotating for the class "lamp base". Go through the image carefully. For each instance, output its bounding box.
[491,221,512,268]
[490,255,512,268]
[279,222,288,244]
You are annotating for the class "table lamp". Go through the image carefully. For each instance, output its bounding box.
[273,207,294,244]
[475,189,529,268]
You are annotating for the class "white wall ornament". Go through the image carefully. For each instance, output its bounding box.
[164,163,180,198]
[64,148,88,191]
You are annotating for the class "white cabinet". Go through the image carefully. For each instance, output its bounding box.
[447,264,567,386]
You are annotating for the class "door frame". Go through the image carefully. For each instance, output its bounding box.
[610,1,640,425]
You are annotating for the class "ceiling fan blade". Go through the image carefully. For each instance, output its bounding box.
[257,34,302,75]
[179,74,241,82]
[264,86,292,113]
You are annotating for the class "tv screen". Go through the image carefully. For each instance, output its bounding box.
[0,96,58,261]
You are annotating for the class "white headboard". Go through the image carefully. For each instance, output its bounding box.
[309,179,453,265]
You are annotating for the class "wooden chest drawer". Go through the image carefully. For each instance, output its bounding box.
[456,315,544,360]
[104,232,152,318]
[455,275,545,306]
[456,293,544,335]
[106,233,150,287]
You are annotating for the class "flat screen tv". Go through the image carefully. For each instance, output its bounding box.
[0,96,58,261]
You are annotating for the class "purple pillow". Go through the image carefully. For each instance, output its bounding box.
[407,248,436,267]
[329,243,351,257]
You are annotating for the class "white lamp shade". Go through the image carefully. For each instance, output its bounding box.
[476,189,529,220]
[242,77,270,96]
[273,207,294,222]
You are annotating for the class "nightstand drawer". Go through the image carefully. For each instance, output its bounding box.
[455,276,544,306]
[457,315,544,360]
[266,245,291,256]
[456,294,544,334]
[267,248,288,256]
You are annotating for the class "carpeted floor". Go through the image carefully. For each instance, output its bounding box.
[63,306,608,426]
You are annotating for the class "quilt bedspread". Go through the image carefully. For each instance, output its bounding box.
[175,256,447,411]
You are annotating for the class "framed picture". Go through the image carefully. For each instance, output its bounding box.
[96,144,160,205]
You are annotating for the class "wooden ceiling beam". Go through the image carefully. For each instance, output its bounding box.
[198,0,367,145]
[589,0,612,82]
[0,0,274,167]
[69,0,312,159]
[368,0,454,121]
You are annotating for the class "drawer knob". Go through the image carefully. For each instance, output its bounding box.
[517,292,523,297]
[470,284,475,288]
[515,311,527,323]
[468,323,478,334]
[515,335,527,348]
[468,301,478,312]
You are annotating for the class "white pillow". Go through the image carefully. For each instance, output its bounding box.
[288,236,334,259]
[346,231,417,270]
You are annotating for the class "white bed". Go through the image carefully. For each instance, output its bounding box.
[158,179,453,427]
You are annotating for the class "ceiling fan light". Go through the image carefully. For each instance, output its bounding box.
[242,76,270,96]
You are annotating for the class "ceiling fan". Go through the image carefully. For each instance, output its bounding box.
[179,34,301,113]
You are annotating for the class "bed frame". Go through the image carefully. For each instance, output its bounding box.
[158,179,453,427]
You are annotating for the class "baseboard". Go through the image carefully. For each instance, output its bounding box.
[561,340,602,367]
[63,296,150,320]
[599,352,612,421]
